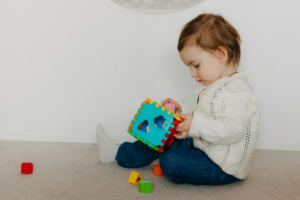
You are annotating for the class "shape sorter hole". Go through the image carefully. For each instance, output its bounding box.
[138,120,149,133]
[154,116,166,128]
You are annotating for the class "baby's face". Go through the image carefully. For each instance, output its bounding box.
[179,45,228,86]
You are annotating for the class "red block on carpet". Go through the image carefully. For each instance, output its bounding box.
[21,162,33,174]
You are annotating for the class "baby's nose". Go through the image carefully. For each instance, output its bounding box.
[191,73,197,78]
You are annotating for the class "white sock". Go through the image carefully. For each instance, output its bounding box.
[96,124,120,164]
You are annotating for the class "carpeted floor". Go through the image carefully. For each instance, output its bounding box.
[1,140,299,200]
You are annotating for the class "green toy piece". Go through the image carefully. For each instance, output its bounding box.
[138,180,152,193]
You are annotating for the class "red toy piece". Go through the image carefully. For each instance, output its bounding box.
[157,119,181,152]
[165,119,181,148]
[21,162,33,174]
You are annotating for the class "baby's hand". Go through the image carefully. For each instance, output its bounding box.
[161,98,182,112]
[174,112,193,139]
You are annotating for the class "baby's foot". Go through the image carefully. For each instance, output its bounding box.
[96,124,120,163]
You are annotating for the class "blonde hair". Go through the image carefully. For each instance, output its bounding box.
[178,13,241,68]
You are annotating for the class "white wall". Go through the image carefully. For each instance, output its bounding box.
[0,0,299,151]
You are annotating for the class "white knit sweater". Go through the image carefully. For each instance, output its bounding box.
[179,72,260,179]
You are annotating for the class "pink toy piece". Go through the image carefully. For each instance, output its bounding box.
[21,162,33,174]
[164,103,175,112]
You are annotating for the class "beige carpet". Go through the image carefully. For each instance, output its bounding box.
[1,140,299,200]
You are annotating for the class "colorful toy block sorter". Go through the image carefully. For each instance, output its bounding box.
[127,98,182,153]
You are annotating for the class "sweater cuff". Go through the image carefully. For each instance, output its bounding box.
[188,110,206,138]
[179,103,191,115]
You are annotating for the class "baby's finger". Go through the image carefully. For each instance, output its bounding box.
[174,134,181,139]
[176,123,182,129]
[174,132,184,139]
[170,100,177,105]
[176,127,183,132]
[174,131,181,139]
[161,99,168,105]
[166,98,173,103]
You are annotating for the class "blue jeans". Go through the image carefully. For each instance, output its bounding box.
[115,138,238,185]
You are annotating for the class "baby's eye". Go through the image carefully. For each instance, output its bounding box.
[194,64,199,68]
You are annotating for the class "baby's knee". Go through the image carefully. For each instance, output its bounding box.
[159,154,184,184]
[117,141,132,153]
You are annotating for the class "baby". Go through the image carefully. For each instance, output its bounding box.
[96,13,260,185]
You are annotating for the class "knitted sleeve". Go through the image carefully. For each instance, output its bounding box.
[188,84,258,145]
[179,103,193,115]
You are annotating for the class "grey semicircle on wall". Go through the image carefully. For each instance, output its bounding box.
[111,0,204,12]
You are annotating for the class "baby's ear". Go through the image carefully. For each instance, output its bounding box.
[215,46,228,63]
